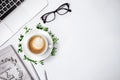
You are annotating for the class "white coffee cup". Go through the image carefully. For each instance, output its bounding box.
[22,29,53,61]
[27,34,48,55]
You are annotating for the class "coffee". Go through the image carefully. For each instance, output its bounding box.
[28,35,47,54]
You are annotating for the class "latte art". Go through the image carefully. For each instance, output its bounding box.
[28,35,47,54]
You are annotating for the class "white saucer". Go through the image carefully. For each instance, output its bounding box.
[22,29,53,61]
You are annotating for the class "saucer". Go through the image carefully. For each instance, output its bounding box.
[22,29,53,61]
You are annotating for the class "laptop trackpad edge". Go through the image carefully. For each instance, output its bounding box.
[3,0,48,33]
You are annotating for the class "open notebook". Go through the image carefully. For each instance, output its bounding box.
[0,45,33,80]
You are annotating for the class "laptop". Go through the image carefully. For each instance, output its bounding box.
[0,0,48,46]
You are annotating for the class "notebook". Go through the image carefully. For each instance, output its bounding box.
[0,45,33,80]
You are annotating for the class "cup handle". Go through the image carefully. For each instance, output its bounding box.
[48,45,52,48]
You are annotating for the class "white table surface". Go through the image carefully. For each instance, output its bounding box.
[1,0,120,80]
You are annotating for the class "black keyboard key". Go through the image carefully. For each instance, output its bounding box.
[3,7,7,11]
[0,0,2,4]
[0,5,16,20]
[8,0,12,1]
[13,0,17,3]
[20,0,24,2]
[5,0,9,4]
[2,2,6,6]
[6,4,10,8]
[10,2,14,6]
[16,1,21,6]
[2,0,5,1]
[0,10,3,14]
[0,5,2,10]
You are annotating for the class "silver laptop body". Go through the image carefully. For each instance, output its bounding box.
[0,0,48,46]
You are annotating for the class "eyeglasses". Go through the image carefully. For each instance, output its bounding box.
[41,3,72,23]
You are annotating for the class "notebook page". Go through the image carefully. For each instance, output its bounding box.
[0,45,33,80]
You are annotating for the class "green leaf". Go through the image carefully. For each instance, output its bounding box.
[40,60,44,65]
[48,31,52,35]
[18,48,23,53]
[25,28,31,34]
[43,27,48,31]
[51,47,57,56]
[28,58,37,64]
[18,43,23,53]
[25,30,29,34]
[24,55,27,60]
[18,44,22,47]
[52,37,59,45]
[36,23,43,29]
[18,34,24,41]
[49,32,55,38]
[24,26,32,34]
[51,34,55,38]
[24,27,28,30]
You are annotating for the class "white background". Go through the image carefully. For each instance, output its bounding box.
[2,0,120,80]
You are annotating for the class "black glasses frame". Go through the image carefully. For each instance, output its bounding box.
[41,3,72,23]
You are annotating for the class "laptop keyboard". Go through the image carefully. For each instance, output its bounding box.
[0,0,24,20]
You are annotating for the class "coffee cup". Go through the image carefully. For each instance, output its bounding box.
[22,29,53,61]
[27,35,48,55]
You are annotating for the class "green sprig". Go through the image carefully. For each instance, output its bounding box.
[24,55,37,64]
[18,34,24,42]
[48,31,59,45]
[36,23,43,30]
[18,44,23,53]
[51,47,57,56]
[52,36,59,45]
[24,27,32,34]
[43,27,48,31]
[40,60,44,65]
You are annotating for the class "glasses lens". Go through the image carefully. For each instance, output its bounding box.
[57,3,71,15]
[57,8,70,15]
[46,13,55,22]
[41,12,55,23]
